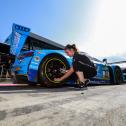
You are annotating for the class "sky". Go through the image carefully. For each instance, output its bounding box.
[0,0,126,60]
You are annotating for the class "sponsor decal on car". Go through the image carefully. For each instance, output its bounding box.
[34,56,40,61]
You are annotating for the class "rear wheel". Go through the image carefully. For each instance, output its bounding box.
[38,55,69,87]
[108,66,114,84]
[108,66,123,85]
[114,67,123,85]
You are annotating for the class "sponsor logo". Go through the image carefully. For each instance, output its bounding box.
[11,32,21,55]
[34,56,40,61]
[15,25,30,32]
[31,62,39,65]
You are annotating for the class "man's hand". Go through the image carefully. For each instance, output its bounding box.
[54,78,62,82]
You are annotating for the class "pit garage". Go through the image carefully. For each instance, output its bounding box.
[0,43,13,78]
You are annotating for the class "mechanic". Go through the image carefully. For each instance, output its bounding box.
[54,44,97,88]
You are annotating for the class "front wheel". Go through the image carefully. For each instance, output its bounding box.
[38,55,69,87]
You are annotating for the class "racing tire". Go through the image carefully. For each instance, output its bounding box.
[108,66,114,84]
[114,67,123,85]
[38,55,70,87]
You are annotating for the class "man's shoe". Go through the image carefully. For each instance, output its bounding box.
[75,82,87,89]
[85,79,90,87]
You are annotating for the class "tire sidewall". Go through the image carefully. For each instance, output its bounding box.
[38,55,69,87]
[114,67,123,85]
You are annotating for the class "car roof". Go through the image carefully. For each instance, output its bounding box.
[30,32,65,50]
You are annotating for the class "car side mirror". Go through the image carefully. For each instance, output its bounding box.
[103,58,107,64]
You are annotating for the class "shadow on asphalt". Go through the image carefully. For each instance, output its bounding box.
[0,83,121,94]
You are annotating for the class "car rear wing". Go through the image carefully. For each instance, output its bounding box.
[10,24,31,56]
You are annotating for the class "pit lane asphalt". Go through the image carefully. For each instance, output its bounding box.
[0,82,126,126]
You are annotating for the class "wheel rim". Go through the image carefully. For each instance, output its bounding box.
[44,58,67,83]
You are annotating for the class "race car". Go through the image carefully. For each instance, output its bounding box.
[4,24,124,87]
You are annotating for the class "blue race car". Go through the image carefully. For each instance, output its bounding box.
[4,24,124,87]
